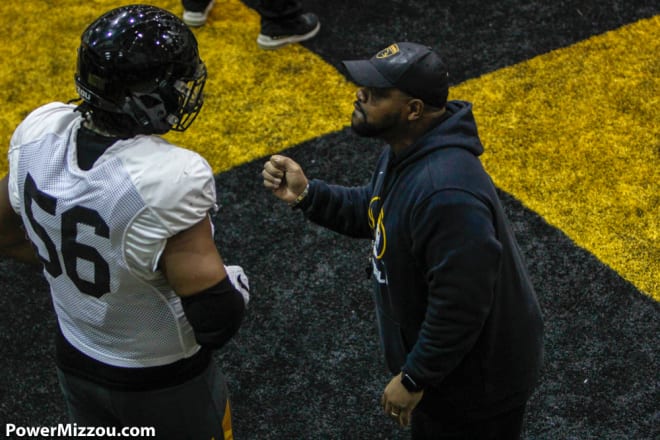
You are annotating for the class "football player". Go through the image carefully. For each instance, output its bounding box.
[0,5,247,439]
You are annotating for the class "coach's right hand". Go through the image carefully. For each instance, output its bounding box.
[262,155,309,205]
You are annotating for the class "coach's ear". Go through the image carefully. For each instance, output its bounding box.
[406,98,425,121]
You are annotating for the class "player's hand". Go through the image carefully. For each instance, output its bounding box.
[224,265,250,306]
[381,373,424,427]
[262,155,308,205]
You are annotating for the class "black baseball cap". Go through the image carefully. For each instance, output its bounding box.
[342,42,449,108]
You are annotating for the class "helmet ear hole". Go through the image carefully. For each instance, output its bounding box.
[139,94,167,116]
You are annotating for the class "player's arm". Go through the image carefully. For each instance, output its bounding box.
[0,174,39,264]
[159,215,248,349]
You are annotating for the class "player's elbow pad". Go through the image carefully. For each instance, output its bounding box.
[181,277,246,349]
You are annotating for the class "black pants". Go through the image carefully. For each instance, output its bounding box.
[57,362,232,440]
[182,0,302,19]
[411,404,526,440]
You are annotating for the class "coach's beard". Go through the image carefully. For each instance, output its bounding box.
[351,103,398,138]
[351,103,380,137]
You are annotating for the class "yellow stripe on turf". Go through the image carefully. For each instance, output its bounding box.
[452,16,659,299]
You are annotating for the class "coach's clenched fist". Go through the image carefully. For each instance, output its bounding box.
[262,155,309,206]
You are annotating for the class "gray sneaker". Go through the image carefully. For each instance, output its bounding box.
[183,0,215,27]
[257,12,320,50]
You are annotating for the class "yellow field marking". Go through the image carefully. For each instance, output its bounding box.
[452,16,659,299]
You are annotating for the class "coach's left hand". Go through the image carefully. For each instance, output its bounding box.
[381,373,424,427]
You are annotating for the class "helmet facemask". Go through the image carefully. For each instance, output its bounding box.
[168,62,207,132]
[121,61,207,134]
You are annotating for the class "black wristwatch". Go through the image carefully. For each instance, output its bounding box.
[401,370,424,393]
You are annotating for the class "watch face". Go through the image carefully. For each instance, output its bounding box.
[402,372,422,392]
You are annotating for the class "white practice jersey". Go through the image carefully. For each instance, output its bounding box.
[8,103,216,368]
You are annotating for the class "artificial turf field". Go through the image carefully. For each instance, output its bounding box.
[0,0,658,439]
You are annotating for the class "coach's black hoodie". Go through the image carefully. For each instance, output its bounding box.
[299,100,544,419]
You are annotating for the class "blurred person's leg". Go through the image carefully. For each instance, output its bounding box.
[182,0,215,27]
[256,0,320,49]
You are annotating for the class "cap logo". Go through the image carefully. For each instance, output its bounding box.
[376,44,400,59]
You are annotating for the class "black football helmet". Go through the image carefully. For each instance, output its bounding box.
[75,5,206,134]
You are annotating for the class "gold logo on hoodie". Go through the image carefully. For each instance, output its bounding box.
[368,197,387,260]
[376,44,400,59]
